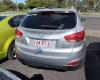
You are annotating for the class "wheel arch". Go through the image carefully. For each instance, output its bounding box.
[3,35,15,57]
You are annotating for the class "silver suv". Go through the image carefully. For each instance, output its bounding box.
[15,8,86,71]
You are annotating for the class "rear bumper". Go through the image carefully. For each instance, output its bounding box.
[15,43,86,70]
[19,58,84,71]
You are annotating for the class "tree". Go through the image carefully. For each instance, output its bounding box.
[54,0,66,8]
[18,3,25,10]
[0,0,14,11]
[75,1,81,11]
[66,0,73,8]
[9,3,16,11]
[0,4,9,11]
[26,0,66,8]
[2,0,13,5]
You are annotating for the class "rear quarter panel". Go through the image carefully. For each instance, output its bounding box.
[0,16,16,59]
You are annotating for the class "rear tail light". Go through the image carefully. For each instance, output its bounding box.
[16,29,23,38]
[67,59,80,67]
[64,30,85,42]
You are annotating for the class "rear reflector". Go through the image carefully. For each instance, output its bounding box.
[67,59,80,66]
[16,29,23,38]
[64,30,85,42]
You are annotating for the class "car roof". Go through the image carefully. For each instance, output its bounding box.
[30,8,77,14]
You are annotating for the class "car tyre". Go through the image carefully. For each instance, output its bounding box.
[8,42,16,60]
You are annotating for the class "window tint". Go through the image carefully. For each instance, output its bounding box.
[21,13,76,30]
[0,16,6,21]
[8,15,25,27]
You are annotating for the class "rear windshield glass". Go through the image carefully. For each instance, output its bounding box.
[21,12,76,30]
[0,16,6,21]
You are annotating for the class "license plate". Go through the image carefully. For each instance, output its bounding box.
[32,39,56,48]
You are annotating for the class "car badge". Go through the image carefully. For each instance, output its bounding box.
[39,34,44,38]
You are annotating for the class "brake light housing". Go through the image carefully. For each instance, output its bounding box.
[67,59,80,67]
[64,30,85,42]
[16,29,23,38]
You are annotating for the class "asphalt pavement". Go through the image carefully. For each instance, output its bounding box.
[0,17,100,80]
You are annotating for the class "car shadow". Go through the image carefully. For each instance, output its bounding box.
[85,36,100,80]
[0,58,7,64]
[8,70,44,80]
[30,74,44,80]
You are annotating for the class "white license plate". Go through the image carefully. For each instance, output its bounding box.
[32,39,56,48]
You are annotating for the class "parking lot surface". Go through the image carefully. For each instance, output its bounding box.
[0,17,100,80]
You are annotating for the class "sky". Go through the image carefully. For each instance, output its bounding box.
[11,0,26,3]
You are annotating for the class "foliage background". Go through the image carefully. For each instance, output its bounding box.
[0,0,100,12]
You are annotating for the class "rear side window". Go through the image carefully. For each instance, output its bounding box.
[21,12,76,30]
[8,15,25,27]
[0,16,6,21]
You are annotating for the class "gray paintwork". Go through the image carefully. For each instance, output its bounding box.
[15,8,86,70]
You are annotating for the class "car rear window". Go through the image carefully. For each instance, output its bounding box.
[21,12,76,30]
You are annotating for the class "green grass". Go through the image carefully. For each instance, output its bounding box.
[0,11,27,16]
[79,13,100,17]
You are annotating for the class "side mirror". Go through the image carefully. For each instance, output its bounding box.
[81,17,86,26]
[81,17,86,22]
